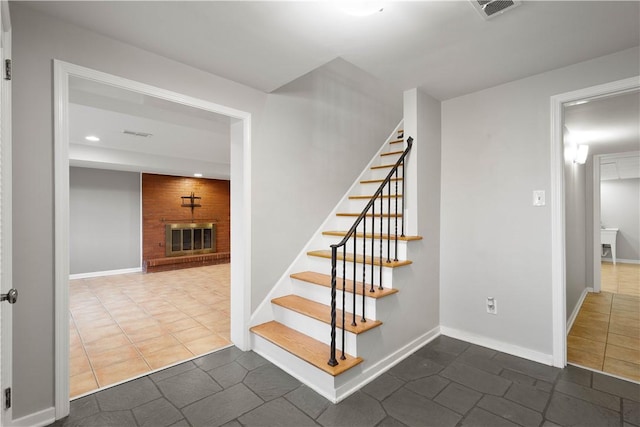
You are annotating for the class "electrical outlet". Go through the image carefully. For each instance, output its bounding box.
[486,297,497,315]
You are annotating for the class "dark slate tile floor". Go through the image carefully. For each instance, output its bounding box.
[49,336,640,427]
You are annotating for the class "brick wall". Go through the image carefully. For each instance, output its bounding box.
[142,174,230,265]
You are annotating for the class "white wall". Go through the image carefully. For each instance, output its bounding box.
[253,57,402,310]
[69,167,141,275]
[441,47,640,360]
[564,158,588,320]
[11,4,401,418]
[601,178,640,261]
[414,89,442,332]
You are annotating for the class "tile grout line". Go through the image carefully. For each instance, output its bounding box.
[600,294,613,372]
[69,264,231,398]
[89,284,152,389]
[68,308,100,396]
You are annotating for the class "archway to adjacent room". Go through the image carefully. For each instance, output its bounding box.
[549,75,639,371]
[53,60,252,419]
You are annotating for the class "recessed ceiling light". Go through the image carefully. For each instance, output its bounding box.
[193,173,203,178]
[85,135,100,142]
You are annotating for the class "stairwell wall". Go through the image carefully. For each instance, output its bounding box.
[253,57,403,310]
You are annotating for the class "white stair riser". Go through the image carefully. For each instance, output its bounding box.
[347,198,404,214]
[307,256,396,288]
[291,278,379,320]
[251,334,339,402]
[366,166,404,181]
[333,215,405,233]
[271,304,359,355]
[322,235,408,261]
[380,152,402,161]
[358,181,403,193]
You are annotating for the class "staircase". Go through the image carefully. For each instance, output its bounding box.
[250,126,428,402]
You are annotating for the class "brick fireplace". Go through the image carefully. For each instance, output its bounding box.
[142,173,230,272]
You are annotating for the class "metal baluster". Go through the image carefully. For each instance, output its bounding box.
[386,181,391,263]
[401,158,406,238]
[362,215,366,322]
[341,245,346,360]
[379,192,384,290]
[328,246,338,367]
[370,196,376,293]
[394,167,399,262]
[351,236,357,327]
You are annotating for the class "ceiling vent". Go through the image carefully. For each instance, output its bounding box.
[471,0,520,20]
[123,130,153,138]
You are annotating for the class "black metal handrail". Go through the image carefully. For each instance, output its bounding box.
[328,136,413,366]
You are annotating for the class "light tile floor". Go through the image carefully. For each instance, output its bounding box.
[70,264,231,398]
[567,262,640,382]
[601,261,640,296]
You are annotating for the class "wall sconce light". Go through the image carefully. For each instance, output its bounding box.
[564,142,589,165]
[564,126,589,165]
[574,144,589,165]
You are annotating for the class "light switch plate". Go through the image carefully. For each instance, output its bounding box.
[533,190,545,206]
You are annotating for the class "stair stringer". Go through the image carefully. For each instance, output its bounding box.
[249,120,404,328]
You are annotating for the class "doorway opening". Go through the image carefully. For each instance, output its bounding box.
[552,80,639,382]
[54,60,252,418]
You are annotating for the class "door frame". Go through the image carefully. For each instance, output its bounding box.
[0,1,11,425]
[53,60,252,418]
[550,75,640,368]
[593,154,603,294]
[593,150,640,290]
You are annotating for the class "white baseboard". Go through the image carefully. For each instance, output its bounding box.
[601,258,640,265]
[69,267,142,280]
[440,326,554,366]
[10,407,55,427]
[567,287,592,333]
[335,326,441,402]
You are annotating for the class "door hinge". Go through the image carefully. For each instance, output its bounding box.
[4,59,10,81]
[4,387,10,409]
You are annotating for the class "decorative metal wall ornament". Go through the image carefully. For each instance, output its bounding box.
[181,192,201,221]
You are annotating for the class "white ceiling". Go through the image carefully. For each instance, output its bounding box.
[564,90,640,158]
[69,76,232,179]
[31,1,638,178]
[22,1,640,100]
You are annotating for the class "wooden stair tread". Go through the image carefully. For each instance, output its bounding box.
[381,151,403,157]
[322,231,422,241]
[389,139,404,144]
[337,212,401,218]
[291,271,398,298]
[360,178,402,184]
[371,164,403,170]
[349,194,402,200]
[251,321,363,376]
[307,250,412,268]
[272,295,382,334]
